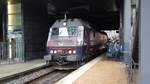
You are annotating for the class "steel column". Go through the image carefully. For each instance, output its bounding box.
[123,0,132,65]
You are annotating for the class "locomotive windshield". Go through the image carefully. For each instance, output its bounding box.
[47,26,80,46]
[51,26,77,38]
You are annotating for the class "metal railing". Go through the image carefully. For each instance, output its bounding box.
[0,42,24,65]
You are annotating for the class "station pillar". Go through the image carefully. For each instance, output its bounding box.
[123,0,132,65]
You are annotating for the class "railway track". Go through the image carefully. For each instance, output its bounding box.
[26,70,73,84]
[2,66,73,84]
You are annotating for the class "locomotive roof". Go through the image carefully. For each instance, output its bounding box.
[50,18,92,29]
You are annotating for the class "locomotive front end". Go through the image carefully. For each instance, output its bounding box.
[44,19,84,66]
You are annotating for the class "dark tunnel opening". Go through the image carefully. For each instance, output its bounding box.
[23,0,123,60]
[0,0,124,61]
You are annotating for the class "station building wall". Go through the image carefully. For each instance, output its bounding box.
[0,0,52,61]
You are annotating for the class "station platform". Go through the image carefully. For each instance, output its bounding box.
[0,59,46,81]
[56,54,129,84]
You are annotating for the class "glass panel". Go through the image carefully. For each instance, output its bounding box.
[51,27,59,36]
[8,14,22,26]
[131,0,139,5]
[6,0,24,62]
[48,26,79,46]
[8,3,21,14]
[7,0,21,4]
[8,25,22,30]
[68,26,77,36]
[51,26,77,38]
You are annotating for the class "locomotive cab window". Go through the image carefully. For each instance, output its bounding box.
[51,27,59,36]
[51,26,78,38]
[68,26,77,37]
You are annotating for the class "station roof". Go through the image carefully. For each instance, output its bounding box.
[47,0,123,30]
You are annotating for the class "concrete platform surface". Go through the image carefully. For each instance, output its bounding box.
[0,59,46,80]
[56,56,129,84]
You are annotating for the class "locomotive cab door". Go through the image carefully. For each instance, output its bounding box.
[83,27,90,59]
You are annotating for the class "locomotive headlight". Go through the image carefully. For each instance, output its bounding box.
[68,50,72,54]
[73,50,76,54]
[54,50,57,54]
[63,22,67,26]
[50,50,53,53]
